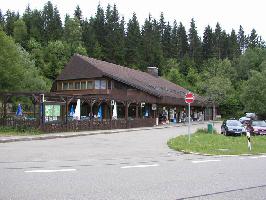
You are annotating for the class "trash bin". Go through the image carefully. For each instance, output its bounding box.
[207,123,213,133]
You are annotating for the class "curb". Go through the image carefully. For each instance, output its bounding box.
[178,149,266,157]
[0,122,207,143]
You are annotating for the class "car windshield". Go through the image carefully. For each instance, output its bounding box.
[252,121,266,127]
[227,120,242,126]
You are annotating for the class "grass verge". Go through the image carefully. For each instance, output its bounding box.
[0,126,42,136]
[168,129,266,155]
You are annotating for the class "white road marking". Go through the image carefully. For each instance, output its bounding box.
[250,155,266,159]
[192,160,221,164]
[24,169,77,173]
[121,164,159,169]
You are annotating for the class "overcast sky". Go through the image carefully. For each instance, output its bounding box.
[0,0,265,39]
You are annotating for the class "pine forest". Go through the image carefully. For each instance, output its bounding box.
[1,1,266,118]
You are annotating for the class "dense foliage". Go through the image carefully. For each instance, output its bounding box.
[0,1,265,117]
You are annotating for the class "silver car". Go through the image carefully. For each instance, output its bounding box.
[221,120,246,136]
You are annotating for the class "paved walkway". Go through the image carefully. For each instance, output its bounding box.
[0,121,214,143]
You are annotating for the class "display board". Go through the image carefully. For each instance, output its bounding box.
[45,105,61,117]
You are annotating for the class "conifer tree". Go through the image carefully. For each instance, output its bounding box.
[151,18,163,70]
[158,12,165,40]
[202,25,214,60]
[29,9,43,42]
[52,6,63,40]
[0,9,5,29]
[214,22,222,59]
[125,12,141,68]
[41,1,54,43]
[170,20,178,59]
[141,14,156,70]
[42,1,63,43]
[248,28,259,48]
[104,4,125,64]
[237,25,246,53]
[22,6,43,43]
[176,22,189,61]
[93,4,106,52]
[82,19,97,56]
[228,29,240,59]
[161,22,172,58]
[4,10,19,36]
[140,15,163,71]
[22,5,31,38]
[74,5,83,25]
[188,18,202,65]
[220,30,229,59]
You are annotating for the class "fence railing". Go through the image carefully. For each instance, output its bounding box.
[0,117,39,129]
[0,117,156,133]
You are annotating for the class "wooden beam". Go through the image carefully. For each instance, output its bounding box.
[125,101,128,128]
[136,104,139,118]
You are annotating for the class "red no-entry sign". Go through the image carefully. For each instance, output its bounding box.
[185,92,194,144]
[185,92,194,104]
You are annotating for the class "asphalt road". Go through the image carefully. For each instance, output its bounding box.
[1,122,266,200]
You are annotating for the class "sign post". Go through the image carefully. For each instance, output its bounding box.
[185,92,195,143]
[246,130,251,151]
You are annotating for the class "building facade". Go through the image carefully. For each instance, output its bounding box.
[51,54,210,124]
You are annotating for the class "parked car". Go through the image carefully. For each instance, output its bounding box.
[221,119,246,136]
[239,116,251,125]
[251,120,266,135]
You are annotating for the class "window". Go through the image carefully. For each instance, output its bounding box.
[75,82,80,89]
[100,80,106,89]
[95,80,107,89]
[81,81,86,89]
[69,82,74,89]
[63,82,68,90]
[95,80,101,89]
[87,81,93,89]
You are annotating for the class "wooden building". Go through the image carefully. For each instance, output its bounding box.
[51,54,210,124]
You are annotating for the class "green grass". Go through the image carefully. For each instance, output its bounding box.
[168,129,266,155]
[0,126,42,136]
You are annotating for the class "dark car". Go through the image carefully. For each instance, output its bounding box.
[221,120,246,136]
[251,120,266,135]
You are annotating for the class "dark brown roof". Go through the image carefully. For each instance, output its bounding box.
[56,54,206,105]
